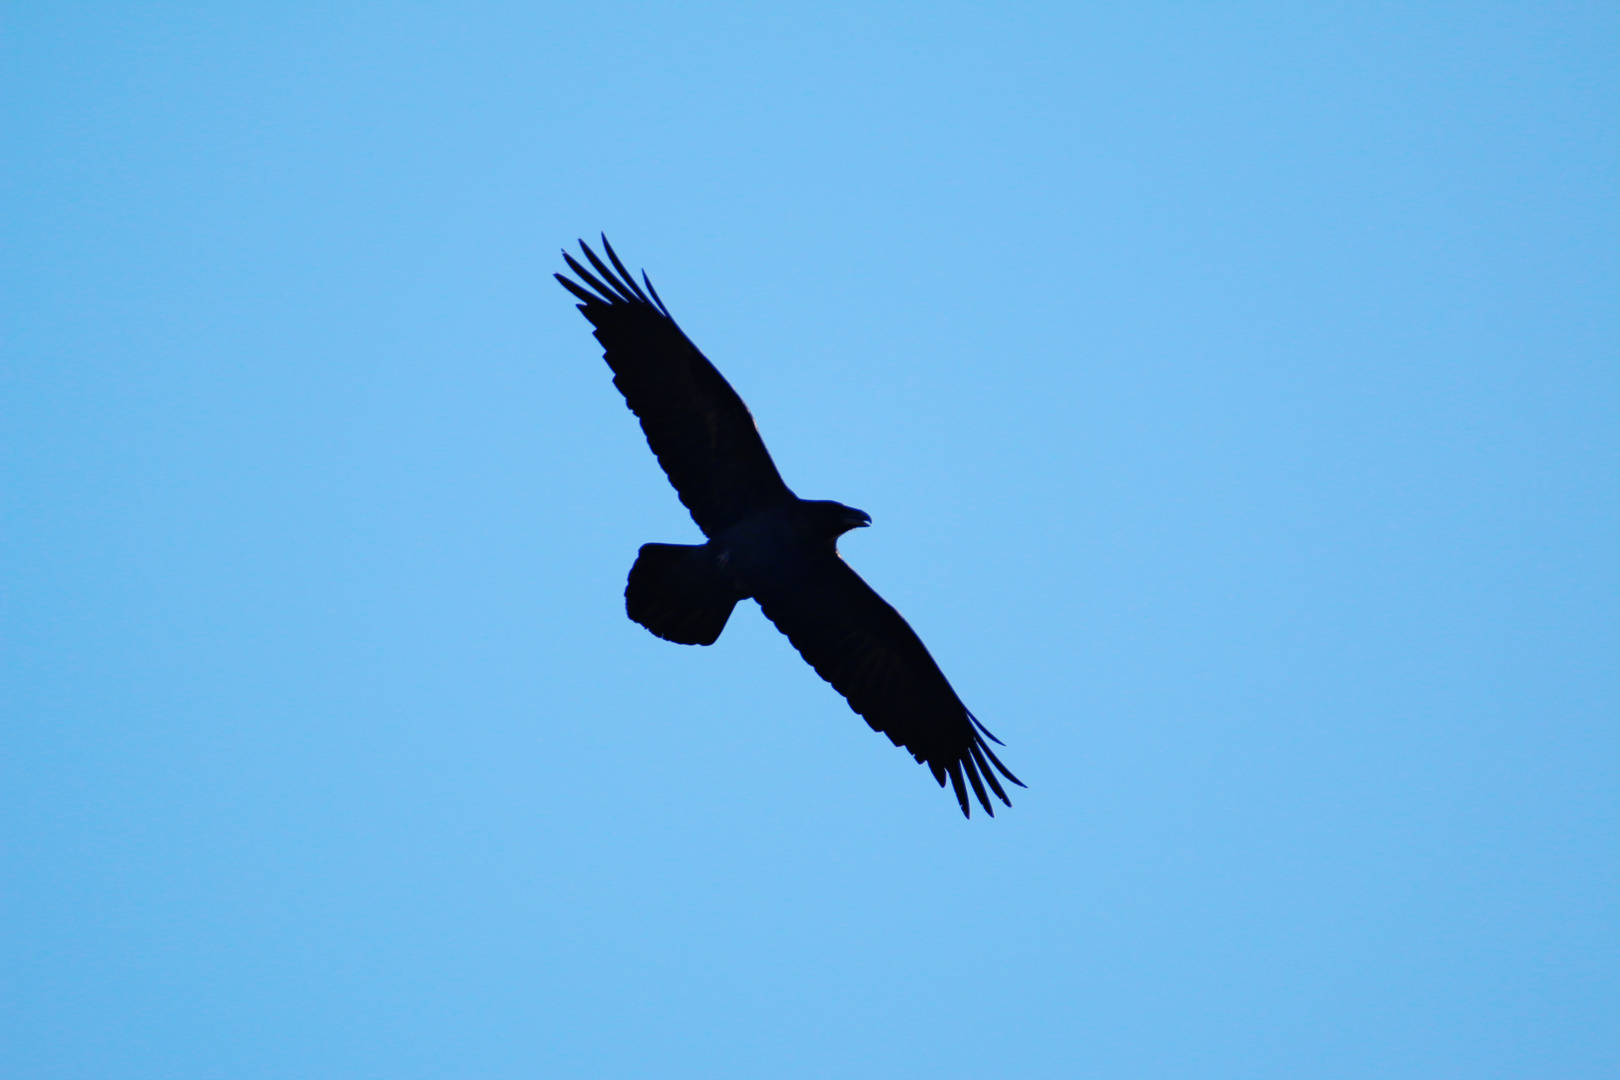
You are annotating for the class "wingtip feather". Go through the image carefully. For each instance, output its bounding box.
[946,760,971,818]
[962,751,996,816]
[641,271,672,317]
[968,710,1006,746]
[969,743,1003,804]
[576,243,636,304]
[978,737,1025,790]
[561,251,623,305]
[600,235,654,305]
[555,272,600,306]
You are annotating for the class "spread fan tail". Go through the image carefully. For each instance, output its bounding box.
[625,543,741,646]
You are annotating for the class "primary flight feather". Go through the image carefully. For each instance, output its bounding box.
[558,237,1023,817]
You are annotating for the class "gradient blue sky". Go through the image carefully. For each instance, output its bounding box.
[4,4,1616,1077]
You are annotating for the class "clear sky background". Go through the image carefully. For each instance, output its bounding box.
[4,4,1616,1077]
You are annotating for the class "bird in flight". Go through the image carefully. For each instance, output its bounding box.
[557,237,1023,817]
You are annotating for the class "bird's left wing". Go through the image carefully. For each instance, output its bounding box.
[755,557,1024,817]
[557,237,793,536]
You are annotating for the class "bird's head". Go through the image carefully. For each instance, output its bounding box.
[808,499,872,539]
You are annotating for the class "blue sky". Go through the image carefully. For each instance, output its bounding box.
[4,3,1616,1077]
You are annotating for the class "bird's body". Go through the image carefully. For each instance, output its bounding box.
[714,499,866,595]
[558,238,1022,816]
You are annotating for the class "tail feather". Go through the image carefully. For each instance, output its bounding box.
[625,543,741,646]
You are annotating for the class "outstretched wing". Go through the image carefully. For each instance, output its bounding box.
[756,557,1024,817]
[557,237,793,536]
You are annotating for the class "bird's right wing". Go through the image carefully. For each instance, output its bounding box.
[755,556,1024,817]
[557,238,793,536]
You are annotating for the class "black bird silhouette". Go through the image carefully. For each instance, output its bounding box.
[557,237,1023,816]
